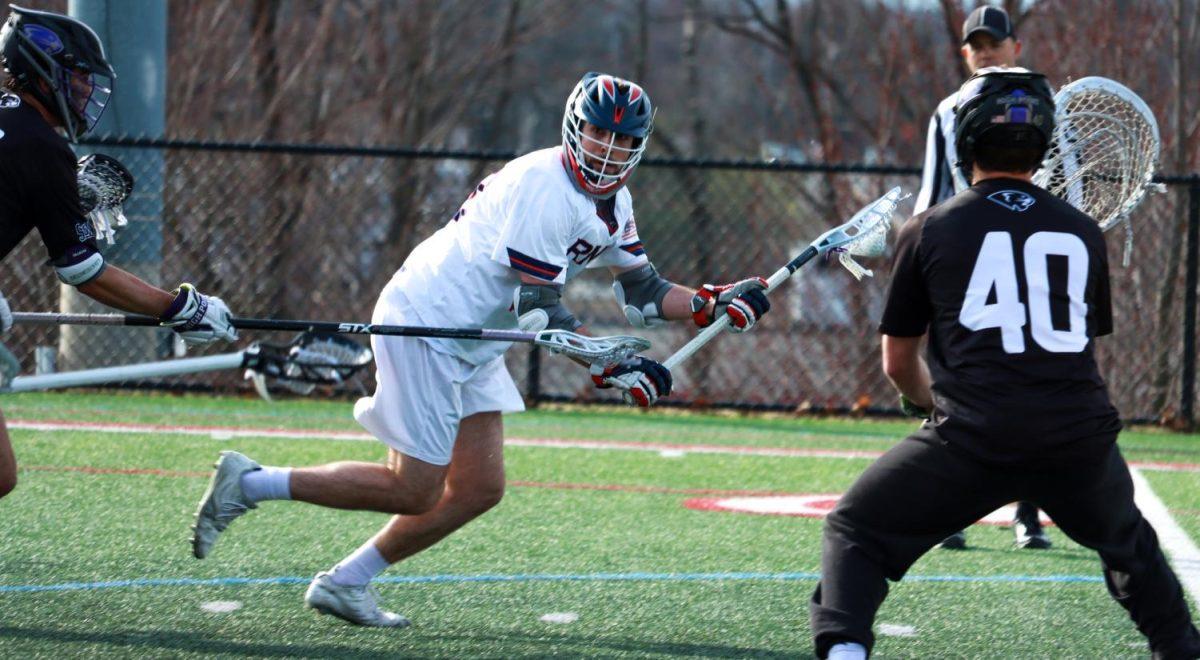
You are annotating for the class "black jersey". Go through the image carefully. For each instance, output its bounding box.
[880,177,1121,463]
[0,92,95,263]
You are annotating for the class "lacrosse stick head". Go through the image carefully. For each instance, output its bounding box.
[534,330,650,367]
[1033,76,1160,232]
[822,186,909,280]
[77,153,134,245]
[244,332,373,400]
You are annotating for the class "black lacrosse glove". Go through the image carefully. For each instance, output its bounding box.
[899,394,931,419]
[590,356,673,408]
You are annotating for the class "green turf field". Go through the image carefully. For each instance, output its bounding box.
[1,391,1198,658]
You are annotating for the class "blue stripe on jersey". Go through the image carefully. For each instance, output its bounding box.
[620,242,645,256]
[506,247,563,279]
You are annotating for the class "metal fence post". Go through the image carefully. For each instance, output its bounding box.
[1182,175,1200,430]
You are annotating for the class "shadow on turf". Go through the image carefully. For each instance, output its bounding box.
[0,625,399,659]
[0,625,806,658]
[431,630,804,658]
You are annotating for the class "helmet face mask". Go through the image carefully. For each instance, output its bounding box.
[561,72,654,198]
[954,66,1054,177]
[0,5,114,141]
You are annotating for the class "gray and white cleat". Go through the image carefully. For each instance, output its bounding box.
[191,450,259,559]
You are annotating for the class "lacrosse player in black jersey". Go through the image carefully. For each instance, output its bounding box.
[810,67,1200,660]
[915,4,1050,552]
[0,6,236,501]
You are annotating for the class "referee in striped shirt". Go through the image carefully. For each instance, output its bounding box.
[913,5,1052,552]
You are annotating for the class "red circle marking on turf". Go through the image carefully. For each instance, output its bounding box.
[684,494,1055,526]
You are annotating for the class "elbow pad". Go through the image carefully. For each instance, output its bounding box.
[52,244,106,286]
[514,283,582,332]
[613,263,673,328]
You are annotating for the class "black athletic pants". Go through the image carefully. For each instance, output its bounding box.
[809,430,1200,659]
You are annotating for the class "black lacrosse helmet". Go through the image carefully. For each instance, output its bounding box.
[954,66,1055,177]
[0,5,114,142]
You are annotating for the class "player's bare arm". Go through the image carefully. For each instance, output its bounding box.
[76,264,174,316]
[881,333,932,411]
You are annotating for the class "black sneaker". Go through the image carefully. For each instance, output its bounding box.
[936,530,967,550]
[1013,503,1052,550]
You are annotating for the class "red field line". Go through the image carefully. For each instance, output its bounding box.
[10,418,1200,473]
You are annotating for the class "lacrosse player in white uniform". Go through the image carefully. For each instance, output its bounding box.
[189,71,772,626]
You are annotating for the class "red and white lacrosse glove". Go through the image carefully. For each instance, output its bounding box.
[590,356,673,408]
[690,277,771,333]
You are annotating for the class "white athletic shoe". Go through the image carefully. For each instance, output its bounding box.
[304,572,411,628]
[191,450,259,559]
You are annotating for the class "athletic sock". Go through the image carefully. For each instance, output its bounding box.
[239,466,292,504]
[827,642,867,660]
[328,540,391,587]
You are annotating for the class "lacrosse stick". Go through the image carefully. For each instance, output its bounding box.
[10,313,649,369]
[2,332,372,397]
[663,186,907,371]
[1033,76,1162,265]
[77,153,135,245]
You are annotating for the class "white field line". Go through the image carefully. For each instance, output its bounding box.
[1129,468,1200,606]
[8,418,1200,473]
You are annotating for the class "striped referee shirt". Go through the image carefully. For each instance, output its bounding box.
[914,90,971,214]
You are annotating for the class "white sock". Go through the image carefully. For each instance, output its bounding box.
[239,466,292,504]
[827,642,867,660]
[328,540,391,587]
[328,542,388,590]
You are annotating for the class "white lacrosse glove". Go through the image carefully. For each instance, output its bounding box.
[0,289,10,335]
[590,356,673,408]
[690,277,771,333]
[160,283,238,345]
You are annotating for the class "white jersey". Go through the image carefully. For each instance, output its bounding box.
[379,146,649,365]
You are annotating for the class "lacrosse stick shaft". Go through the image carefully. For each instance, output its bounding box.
[663,246,819,370]
[5,353,245,392]
[12,312,543,344]
[10,313,648,366]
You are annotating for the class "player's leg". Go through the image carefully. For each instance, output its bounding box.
[304,412,506,627]
[1034,444,1200,658]
[305,353,522,626]
[376,412,506,561]
[811,429,1014,659]
[1012,501,1051,549]
[0,406,16,498]
[191,334,459,559]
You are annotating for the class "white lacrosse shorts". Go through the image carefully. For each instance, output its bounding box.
[353,335,524,466]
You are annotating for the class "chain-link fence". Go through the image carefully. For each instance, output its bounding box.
[2,138,1198,425]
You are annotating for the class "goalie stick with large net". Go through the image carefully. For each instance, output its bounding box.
[1033,76,1162,264]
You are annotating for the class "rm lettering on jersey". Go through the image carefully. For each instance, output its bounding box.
[567,238,608,265]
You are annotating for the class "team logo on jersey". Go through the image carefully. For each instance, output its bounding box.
[0,93,19,109]
[22,25,64,55]
[987,190,1036,212]
[75,222,95,242]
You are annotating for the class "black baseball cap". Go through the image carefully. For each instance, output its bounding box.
[962,6,1015,43]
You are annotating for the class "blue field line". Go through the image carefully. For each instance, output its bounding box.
[0,571,1104,594]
